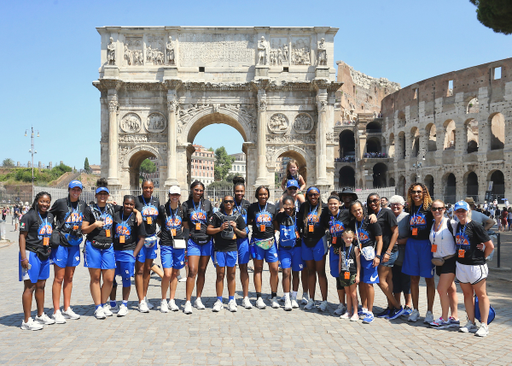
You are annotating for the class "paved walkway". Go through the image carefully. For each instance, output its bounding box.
[0,217,511,365]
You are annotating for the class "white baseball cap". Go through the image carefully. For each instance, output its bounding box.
[169,186,181,195]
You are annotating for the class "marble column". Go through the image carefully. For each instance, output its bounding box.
[107,92,120,185]
[316,89,329,185]
[165,91,178,187]
[255,89,267,186]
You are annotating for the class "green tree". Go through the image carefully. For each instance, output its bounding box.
[470,0,512,34]
[2,158,15,167]
[214,147,235,181]
[140,158,156,174]
[275,172,280,186]
[84,157,91,173]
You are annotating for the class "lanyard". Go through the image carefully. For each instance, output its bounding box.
[344,244,352,269]
[308,204,319,224]
[235,200,244,214]
[37,212,49,232]
[142,195,152,207]
[258,203,268,213]
[95,204,106,218]
[121,211,132,223]
[355,219,363,247]
[432,218,444,243]
[192,199,202,212]
[169,204,178,219]
[413,205,422,223]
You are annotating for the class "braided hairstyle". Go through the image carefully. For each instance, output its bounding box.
[31,191,52,211]
[406,183,432,210]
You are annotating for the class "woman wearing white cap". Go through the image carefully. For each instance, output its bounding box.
[49,180,86,324]
[452,200,494,337]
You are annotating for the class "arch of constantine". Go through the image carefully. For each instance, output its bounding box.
[93,26,340,196]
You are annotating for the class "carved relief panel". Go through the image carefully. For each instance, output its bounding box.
[269,37,289,66]
[124,37,144,66]
[293,113,314,134]
[291,37,311,65]
[120,113,142,133]
[146,36,165,65]
[268,113,289,134]
[146,112,167,133]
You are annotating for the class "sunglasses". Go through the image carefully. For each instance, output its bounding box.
[194,189,204,193]
[411,190,423,194]
[308,194,319,197]
[224,200,234,204]
[431,207,445,212]
[288,187,298,191]
[370,199,380,204]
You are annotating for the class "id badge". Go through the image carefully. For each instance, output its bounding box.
[458,249,465,258]
[412,227,418,236]
[73,225,79,231]
[260,224,265,232]
[232,233,237,240]
[344,271,350,280]
[332,237,337,244]
[119,235,125,244]
[308,225,314,233]
[195,222,201,231]
[171,229,177,236]
[431,244,437,253]
[105,229,111,238]
[147,217,152,225]
[43,237,49,246]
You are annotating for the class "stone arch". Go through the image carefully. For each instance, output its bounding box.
[410,127,420,157]
[367,137,381,154]
[489,112,505,150]
[410,172,418,185]
[397,111,406,127]
[122,145,164,190]
[443,119,456,150]
[424,174,434,198]
[338,166,355,188]
[466,96,479,114]
[339,130,355,159]
[488,170,505,201]
[366,121,382,133]
[388,133,395,158]
[397,175,406,197]
[425,123,437,152]
[465,118,479,153]
[373,162,388,188]
[273,145,311,184]
[398,131,406,159]
[389,177,395,186]
[442,172,457,203]
[464,171,479,201]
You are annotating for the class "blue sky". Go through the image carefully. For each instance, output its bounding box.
[1,0,511,170]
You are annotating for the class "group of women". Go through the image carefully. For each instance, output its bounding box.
[18,177,494,338]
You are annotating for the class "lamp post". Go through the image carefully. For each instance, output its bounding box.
[412,148,426,182]
[25,127,39,200]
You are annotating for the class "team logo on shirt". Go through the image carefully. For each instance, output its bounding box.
[166,216,182,230]
[410,214,427,228]
[38,221,53,239]
[115,223,132,240]
[357,228,370,245]
[255,212,272,226]
[191,210,207,223]
[307,213,320,226]
[101,214,113,229]
[455,234,470,246]
[142,204,159,219]
[65,212,83,224]
[329,220,345,236]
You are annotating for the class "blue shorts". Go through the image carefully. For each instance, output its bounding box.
[137,240,158,263]
[251,239,279,263]
[50,245,81,268]
[237,238,250,265]
[19,251,50,283]
[114,250,135,287]
[301,238,328,262]
[402,238,435,278]
[160,245,186,269]
[361,256,379,284]
[379,250,398,268]
[278,246,304,272]
[84,241,116,270]
[187,239,213,257]
[213,251,237,268]
[329,247,340,278]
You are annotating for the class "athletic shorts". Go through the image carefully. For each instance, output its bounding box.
[251,240,278,263]
[360,256,379,284]
[456,262,488,285]
[84,241,116,270]
[51,245,81,268]
[337,273,357,288]
[187,239,213,257]
[392,265,410,294]
[213,250,237,268]
[160,245,186,269]
[329,247,340,278]
[137,243,158,263]
[379,250,398,268]
[301,238,327,262]
[402,238,435,278]
[114,250,136,278]
[278,246,304,272]
[435,256,456,276]
[19,251,50,283]
[237,237,250,265]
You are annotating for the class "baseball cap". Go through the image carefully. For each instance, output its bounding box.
[169,186,181,195]
[69,180,83,190]
[95,187,109,194]
[286,179,299,189]
[454,200,469,211]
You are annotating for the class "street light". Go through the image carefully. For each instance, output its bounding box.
[25,127,39,199]
[413,148,426,182]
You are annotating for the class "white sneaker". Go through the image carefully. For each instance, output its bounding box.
[291,297,299,309]
[408,309,420,322]
[256,297,266,309]
[62,307,80,320]
[194,298,206,310]
[271,297,280,309]
[304,298,315,310]
[145,297,154,310]
[242,297,253,309]
[213,300,223,312]
[284,297,292,311]
[424,310,434,324]
[117,304,128,317]
[228,299,237,312]
[52,310,66,324]
[475,323,489,337]
[459,320,478,333]
[318,300,328,312]
[160,299,169,313]
[168,299,179,311]
[340,312,350,320]
[20,317,43,331]
[94,307,106,320]
[301,294,309,305]
[138,300,149,313]
[103,305,113,317]
[35,313,55,325]
[178,276,187,282]
[184,301,193,314]
[350,312,359,322]
[334,303,347,316]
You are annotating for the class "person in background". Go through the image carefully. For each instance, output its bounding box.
[463,198,495,230]
[381,197,389,209]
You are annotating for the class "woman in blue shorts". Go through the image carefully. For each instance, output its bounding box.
[109,195,146,317]
[349,200,383,324]
[159,186,186,313]
[49,180,85,324]
[82,178,117,320]
[19,191,54,330]
[135,179,160,312]
[207,195,247,312]
[298,187,328,311]
[402,183,435,323]
[274,196,303,311]
[182,181,213,314]
[247,186,279,309]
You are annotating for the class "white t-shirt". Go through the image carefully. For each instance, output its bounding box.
[429,218,456,258]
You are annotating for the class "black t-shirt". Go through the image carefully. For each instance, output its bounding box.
[340,242,358,275]
[320,209,351,250]
[234,199,250,235]
[454,221,490,265]
[350,218,382,248]
[113,210,146,251]
[20,209,54,255]
[210,211,246,252]
[375,208,398,252]
[182,198,213,244]
[83,204,116,244]
[275,211,300,248]
[49,197,85,245]
[247,202,277,240]
[159,203,186,246]
[297,202,328,247]
[409,204,433,240]
[136,195,160,236]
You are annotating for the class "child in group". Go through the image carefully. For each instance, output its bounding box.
[338,229,360,322]
[280,159,307,192]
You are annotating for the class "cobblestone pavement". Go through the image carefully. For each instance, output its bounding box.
[0,218,511,365]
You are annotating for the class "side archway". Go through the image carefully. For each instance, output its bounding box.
[338,166,355,188]
[443,173,457,203]
[122,145,164,191]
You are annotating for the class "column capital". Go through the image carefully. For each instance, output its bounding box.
[257,90,267,111]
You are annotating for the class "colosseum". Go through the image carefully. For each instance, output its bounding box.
[334,57,512,204]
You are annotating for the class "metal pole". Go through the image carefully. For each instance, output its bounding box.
[497,233,501,268]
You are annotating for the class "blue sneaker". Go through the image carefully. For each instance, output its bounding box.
[448,317,460,327]
[358,309,368,318]
[403,306,413,317]
[388,306,405,320]
[362,312,375,324]
[376,308,391,318]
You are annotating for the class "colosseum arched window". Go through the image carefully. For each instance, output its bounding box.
[466,97,479,114]
[410,127,420,157]
[490,112,505,150]
[465,171,479,201]
[388,133,395,158]
[425,123,437,152]
[465,118,479,153]
[443,120,456,150]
